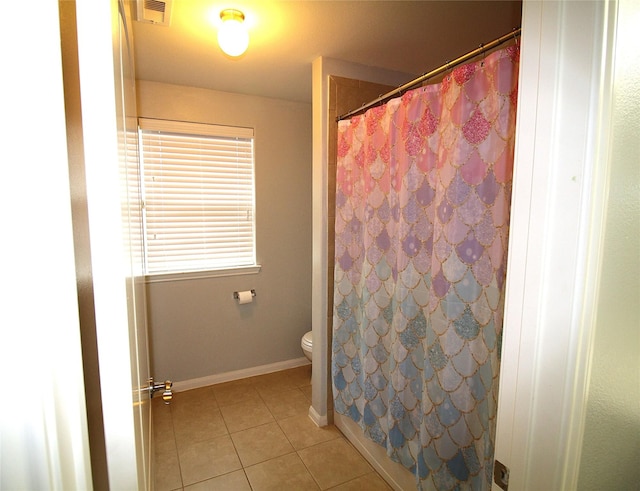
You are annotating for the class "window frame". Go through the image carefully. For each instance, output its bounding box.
[138,118,260,280]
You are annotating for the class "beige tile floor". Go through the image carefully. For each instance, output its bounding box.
[153,365,392,491]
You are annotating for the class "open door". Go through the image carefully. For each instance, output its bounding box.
[114,0,153,488]
[72,0,153,488]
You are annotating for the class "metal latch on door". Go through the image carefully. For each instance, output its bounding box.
[494,460,510,490]
[146,377,173,404]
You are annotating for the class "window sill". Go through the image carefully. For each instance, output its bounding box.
[145,265,261,283]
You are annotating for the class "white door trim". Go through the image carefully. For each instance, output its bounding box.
[494,1,616,489]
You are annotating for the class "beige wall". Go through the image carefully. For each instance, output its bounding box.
[137,80,312,383]
[578,0,640,487]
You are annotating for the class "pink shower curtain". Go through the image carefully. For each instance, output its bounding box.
[332,45,519,490]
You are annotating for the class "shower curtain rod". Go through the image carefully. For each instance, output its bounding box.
[337,27,521,121]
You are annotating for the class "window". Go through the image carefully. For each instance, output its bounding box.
[138,118,256,275]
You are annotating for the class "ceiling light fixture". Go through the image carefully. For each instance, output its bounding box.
[217,9,249,57]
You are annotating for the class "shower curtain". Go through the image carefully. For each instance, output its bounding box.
[332,45,519,490]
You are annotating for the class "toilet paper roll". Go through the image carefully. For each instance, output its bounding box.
[237,290,254,305]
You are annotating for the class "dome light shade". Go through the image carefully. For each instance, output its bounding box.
[218,9,249,57]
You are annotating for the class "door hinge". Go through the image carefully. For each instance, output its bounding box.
[494,460,509,490]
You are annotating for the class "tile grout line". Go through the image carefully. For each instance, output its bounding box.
[158,366,382,490]
[164,400,184,491]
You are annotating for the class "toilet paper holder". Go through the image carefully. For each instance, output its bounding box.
[233,289,256,300]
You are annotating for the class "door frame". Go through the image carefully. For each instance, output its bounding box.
[0,1,93,488]
[493,1,616,489]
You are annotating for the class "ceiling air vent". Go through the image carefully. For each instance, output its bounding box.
[136,0,172,26]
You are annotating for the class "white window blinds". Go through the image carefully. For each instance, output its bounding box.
[138,118,256,275]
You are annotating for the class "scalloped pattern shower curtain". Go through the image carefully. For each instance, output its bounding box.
[332,46,519,490]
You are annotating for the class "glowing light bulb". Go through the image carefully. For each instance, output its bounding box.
[218,9,249,57]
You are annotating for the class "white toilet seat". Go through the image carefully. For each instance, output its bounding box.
[301,330,313,362]
[301,330,313,349]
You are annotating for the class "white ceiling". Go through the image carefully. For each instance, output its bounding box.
[131,1,522,104]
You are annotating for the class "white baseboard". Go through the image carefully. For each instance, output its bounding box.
[308,406,332,427]
[172,357,311,392]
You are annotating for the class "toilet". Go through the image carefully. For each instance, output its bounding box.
[301,330,313,362]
